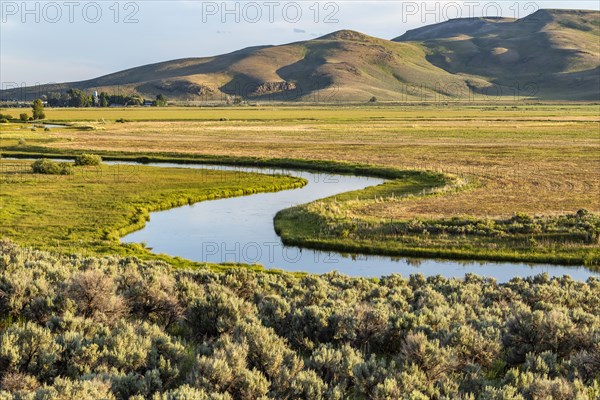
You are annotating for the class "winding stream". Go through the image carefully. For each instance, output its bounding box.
[119,162,600,282]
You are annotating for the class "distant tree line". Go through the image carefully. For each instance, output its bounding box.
[46,89,167,107]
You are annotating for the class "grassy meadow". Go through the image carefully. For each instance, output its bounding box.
[0,104,599,266]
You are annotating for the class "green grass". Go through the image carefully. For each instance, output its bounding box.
[0,159,306,268]
[1,149,445,181]
[275,180,600,268]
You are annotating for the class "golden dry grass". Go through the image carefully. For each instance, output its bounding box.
[1,105,598,218]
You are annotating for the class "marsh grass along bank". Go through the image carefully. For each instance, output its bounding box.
[275,186,600,268]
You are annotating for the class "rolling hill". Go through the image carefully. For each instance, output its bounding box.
[394,9,600,101]
[2,9,599,102]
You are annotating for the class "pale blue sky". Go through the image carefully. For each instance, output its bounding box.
[1,1,598,85]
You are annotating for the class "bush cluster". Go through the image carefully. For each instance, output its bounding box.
[74,154,102,166]
[0,241,598,399]
[30,159,73,176]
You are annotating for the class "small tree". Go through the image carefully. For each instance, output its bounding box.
[99,92,110,107]
[32,99,46,120]
[154,94,167,107]
[369,96,377,103]
[20,113,29,122]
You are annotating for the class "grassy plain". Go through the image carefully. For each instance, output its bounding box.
[1,104,599,266]
[1,105,598,217]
